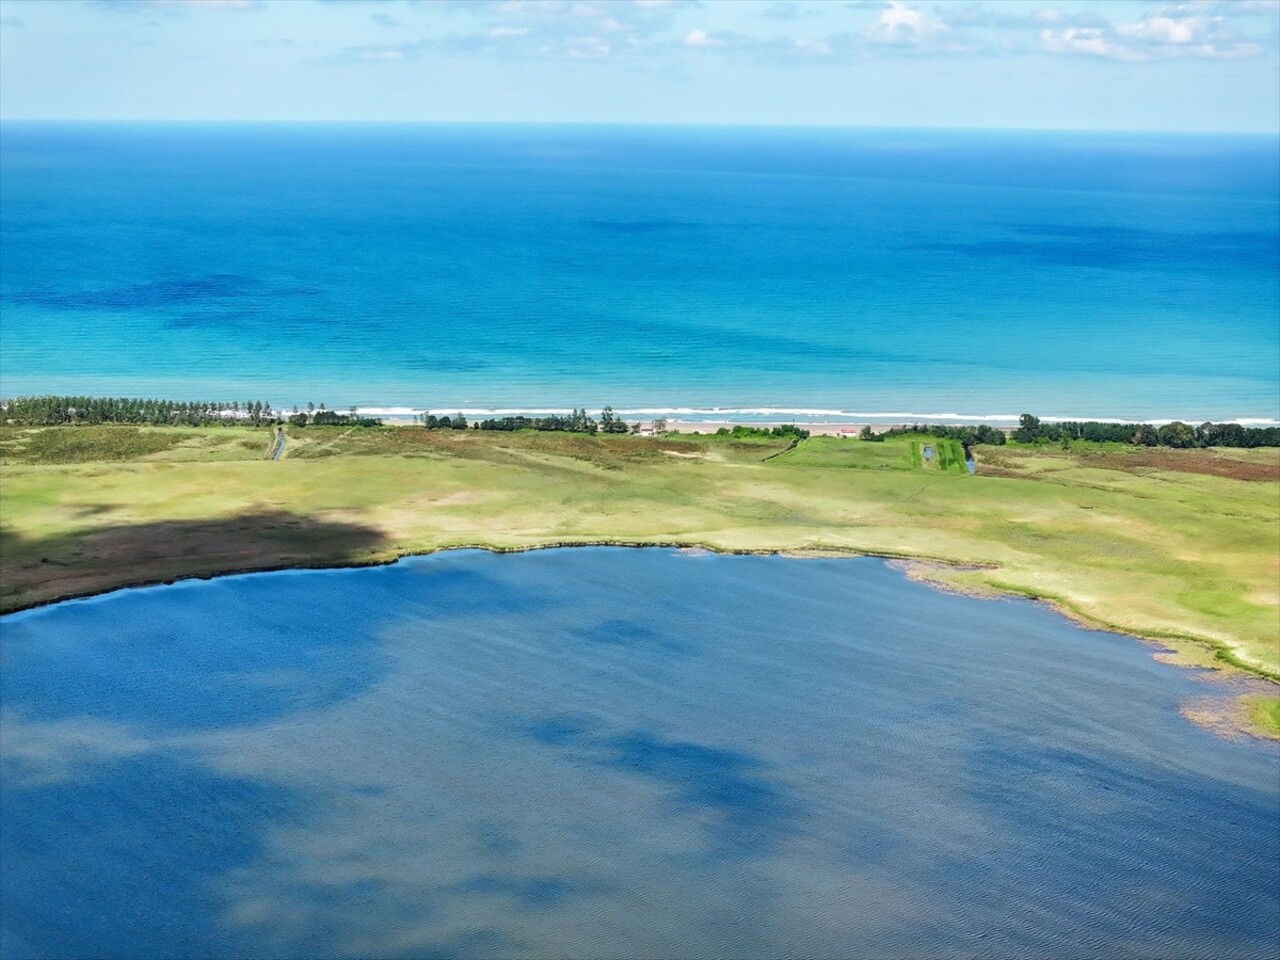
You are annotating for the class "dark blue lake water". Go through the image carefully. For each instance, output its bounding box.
[1,550,1277,959]
[2,124,1277,424]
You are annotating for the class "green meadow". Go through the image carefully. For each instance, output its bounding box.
[2,423,1276,735]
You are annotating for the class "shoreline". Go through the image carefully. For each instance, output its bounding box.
[0,539,898,618]
[359,410,1280,429]
[4,538,1276,741]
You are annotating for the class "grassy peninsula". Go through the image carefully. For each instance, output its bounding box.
[1,423,1277,735]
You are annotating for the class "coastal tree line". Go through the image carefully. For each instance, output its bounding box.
[1010,414,1280,448]
[858,416,1279,449]
[423,407,633,434]
[2,396,385,428]
[2,395,282,426]
[715,424,812,440]
[5,398,1275,448]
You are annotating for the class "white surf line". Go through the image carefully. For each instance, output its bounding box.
[346,406,1280,427]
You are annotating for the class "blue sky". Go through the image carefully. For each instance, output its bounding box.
[1,0,1277,131]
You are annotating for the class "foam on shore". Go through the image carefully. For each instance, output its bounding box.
[348,406,1280,428]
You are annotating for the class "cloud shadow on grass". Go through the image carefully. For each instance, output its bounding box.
[1,509,389,611]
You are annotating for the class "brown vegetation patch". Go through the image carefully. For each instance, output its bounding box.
[974,444,1279,482]
[0,512,387,612]
[969,448,1032,474]
[971,465,1027,480]
[1075,448,1280,482]
[1179,697,1250,740]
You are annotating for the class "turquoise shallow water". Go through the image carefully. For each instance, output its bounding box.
[2,550,1277,959]
[1,124,1277,423]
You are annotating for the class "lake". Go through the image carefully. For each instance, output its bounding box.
[1,549,1277,959]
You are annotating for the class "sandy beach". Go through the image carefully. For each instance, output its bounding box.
[663,420,874,436]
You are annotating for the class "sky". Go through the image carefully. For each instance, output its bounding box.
[0,0,1277,131]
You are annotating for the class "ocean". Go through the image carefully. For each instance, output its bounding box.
[1,123,1277,425]
[2,550,1277,959]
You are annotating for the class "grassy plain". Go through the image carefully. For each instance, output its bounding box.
[1,424,1277,734]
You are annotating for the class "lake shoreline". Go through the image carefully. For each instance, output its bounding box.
[5,539,1276,741]
[4,426,1276,738]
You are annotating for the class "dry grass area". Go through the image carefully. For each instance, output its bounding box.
[979,443,1280,482]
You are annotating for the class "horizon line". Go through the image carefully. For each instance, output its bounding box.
[1,118,1276,137]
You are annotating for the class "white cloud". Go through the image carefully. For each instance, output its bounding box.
[865,0,938,43]
[1039,26,1132,59]
[1039,4,1267,61]
[855,0,980,52]
[1121,14,1203,45]
[851,0,991,56]
[679,27,767,54]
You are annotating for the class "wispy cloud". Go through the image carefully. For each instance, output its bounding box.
[931,3,1105,31]
[680,1,979,61]
[337,40,424,62]
[319,0,1275,67]
[676,0,1275,63]
[1193,0,1280,17]
[762,1,823,20]
[92,0,265,12]
[682,28,733,48]
[332,0,702,63]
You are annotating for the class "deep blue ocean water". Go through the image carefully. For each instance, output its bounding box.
[1,124,1277,424]
[2,550,1277,959]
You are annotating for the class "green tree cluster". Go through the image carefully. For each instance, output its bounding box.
[467,408,624,435]
[417,413,470,430]
[304,410,383,428]
[714,424,812,440]
[1,395,280,426]
[1012,413,1279,448]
